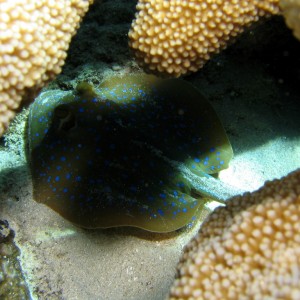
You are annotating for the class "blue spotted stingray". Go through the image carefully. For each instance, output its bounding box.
[27,74,236,232]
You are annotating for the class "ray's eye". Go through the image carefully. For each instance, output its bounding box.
[54,104,77,132]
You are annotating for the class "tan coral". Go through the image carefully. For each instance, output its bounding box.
[0,0,94,137]
[128,0,281,77]
[280,0,300,40]
[169,168,300,299]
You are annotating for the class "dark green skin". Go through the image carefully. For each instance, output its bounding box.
[27,74,232,232]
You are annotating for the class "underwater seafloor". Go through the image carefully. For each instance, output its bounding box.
[1,0,300,299]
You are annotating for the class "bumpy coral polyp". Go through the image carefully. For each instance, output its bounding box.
[129,0,280,77]
[0,0,93,137]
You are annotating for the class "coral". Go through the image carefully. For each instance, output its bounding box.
[0,0,94,137]
[128,0,280,77]
[280,0,300,40]
[169,168,300,299]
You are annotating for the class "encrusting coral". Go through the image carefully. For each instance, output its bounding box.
[128,0,281,77]
[0,0,94,137]
[169,168,300,299]
[280,0,300,40]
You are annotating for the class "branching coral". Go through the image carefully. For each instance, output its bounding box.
[0,0,94,137]
[128,0,281,77]
[169,169,300,299]
[280,0,300,40]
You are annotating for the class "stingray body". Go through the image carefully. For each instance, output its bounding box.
[27,74,233,232]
